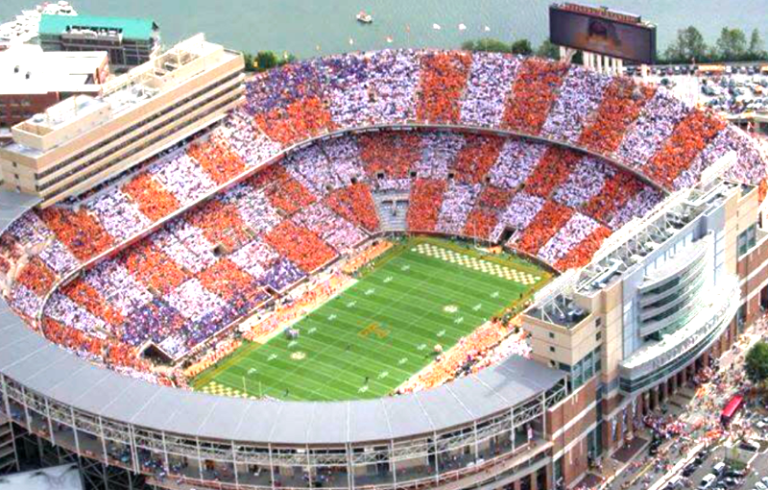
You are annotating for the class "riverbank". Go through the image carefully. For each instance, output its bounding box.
[0,0,766,59]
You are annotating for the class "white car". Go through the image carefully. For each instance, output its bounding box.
[699,474,717,490]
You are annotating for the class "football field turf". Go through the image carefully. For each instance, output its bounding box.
[193,238,551,401]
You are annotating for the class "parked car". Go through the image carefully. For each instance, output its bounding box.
[683,463,699,477]
[712,462,727,478]
[699,474,718,490]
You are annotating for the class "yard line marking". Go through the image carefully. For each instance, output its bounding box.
[205,239,542,401]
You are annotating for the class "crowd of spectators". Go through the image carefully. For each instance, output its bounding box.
[397,318,517,394]
[644,110,727,188]
[460,52,520,127]
[541,67,611,145]
[524,147,582,198]
[264,221,339,273]
[293,203,367,254]
[578,78,656,155]
[615,90,690,171]
[416,51,472,124]
[436,183,482,236]
[326,183,380,233]
[503,58,570,135]
[514,201,574,256]
[452,135,504,184]
[2,48,767,385]
[407,179,447,232]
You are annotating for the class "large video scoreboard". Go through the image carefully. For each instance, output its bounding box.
[549,3,657,64]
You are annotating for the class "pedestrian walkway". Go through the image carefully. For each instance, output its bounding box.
[572,315,768,490]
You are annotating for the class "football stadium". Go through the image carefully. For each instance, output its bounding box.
[1,5,768,490]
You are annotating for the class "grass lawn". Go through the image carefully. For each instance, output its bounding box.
[193,237,551,401]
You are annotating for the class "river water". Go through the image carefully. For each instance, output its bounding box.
[0,0,764,59]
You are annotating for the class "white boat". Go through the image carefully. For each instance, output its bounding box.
[0,2,77,50]
[356,11,373,24]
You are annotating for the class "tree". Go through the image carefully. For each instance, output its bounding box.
[745,341,768,387]
[664,26,708,63]
[255,51,279,72]
[510,39,533,56]
[716,27,748,61]
[242,52,256,72]
[749,28,767,60]
[536,39,560,60]
[277,53,297,67]
[461,38,511,53]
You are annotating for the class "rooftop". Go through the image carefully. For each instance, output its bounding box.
[5,34,233,157]
[527,178,740,328]
[39,13,158,41]
[0,44,106,96]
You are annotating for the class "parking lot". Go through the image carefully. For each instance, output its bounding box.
[625,64,768,117]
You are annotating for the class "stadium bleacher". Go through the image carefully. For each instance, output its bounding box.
[1,49,765,384]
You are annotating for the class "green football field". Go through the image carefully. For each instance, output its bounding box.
[193,237,551,401]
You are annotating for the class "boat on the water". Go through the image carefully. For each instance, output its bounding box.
[0,1,77,51]
[356,11,373,24]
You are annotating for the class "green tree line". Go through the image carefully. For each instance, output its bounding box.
[461,26,767,64]
[242,51,297,73]
[461,38,560,59]
[245,25,766,72]
[664,26,766,64]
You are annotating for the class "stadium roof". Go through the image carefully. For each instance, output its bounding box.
[0,191,40,228]
[0,294,565,443]
[39,14,158,41]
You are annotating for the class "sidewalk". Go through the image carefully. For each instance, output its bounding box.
[591,316,768,490]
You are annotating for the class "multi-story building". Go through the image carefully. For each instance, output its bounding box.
[38,14,160,70]
[0,45,108,140]
[0,34,244,207]
[524,170,768,482]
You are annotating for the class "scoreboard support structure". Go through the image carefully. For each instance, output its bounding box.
[559,46,625,76]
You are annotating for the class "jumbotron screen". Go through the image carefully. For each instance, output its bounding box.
[549,3,657,64]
